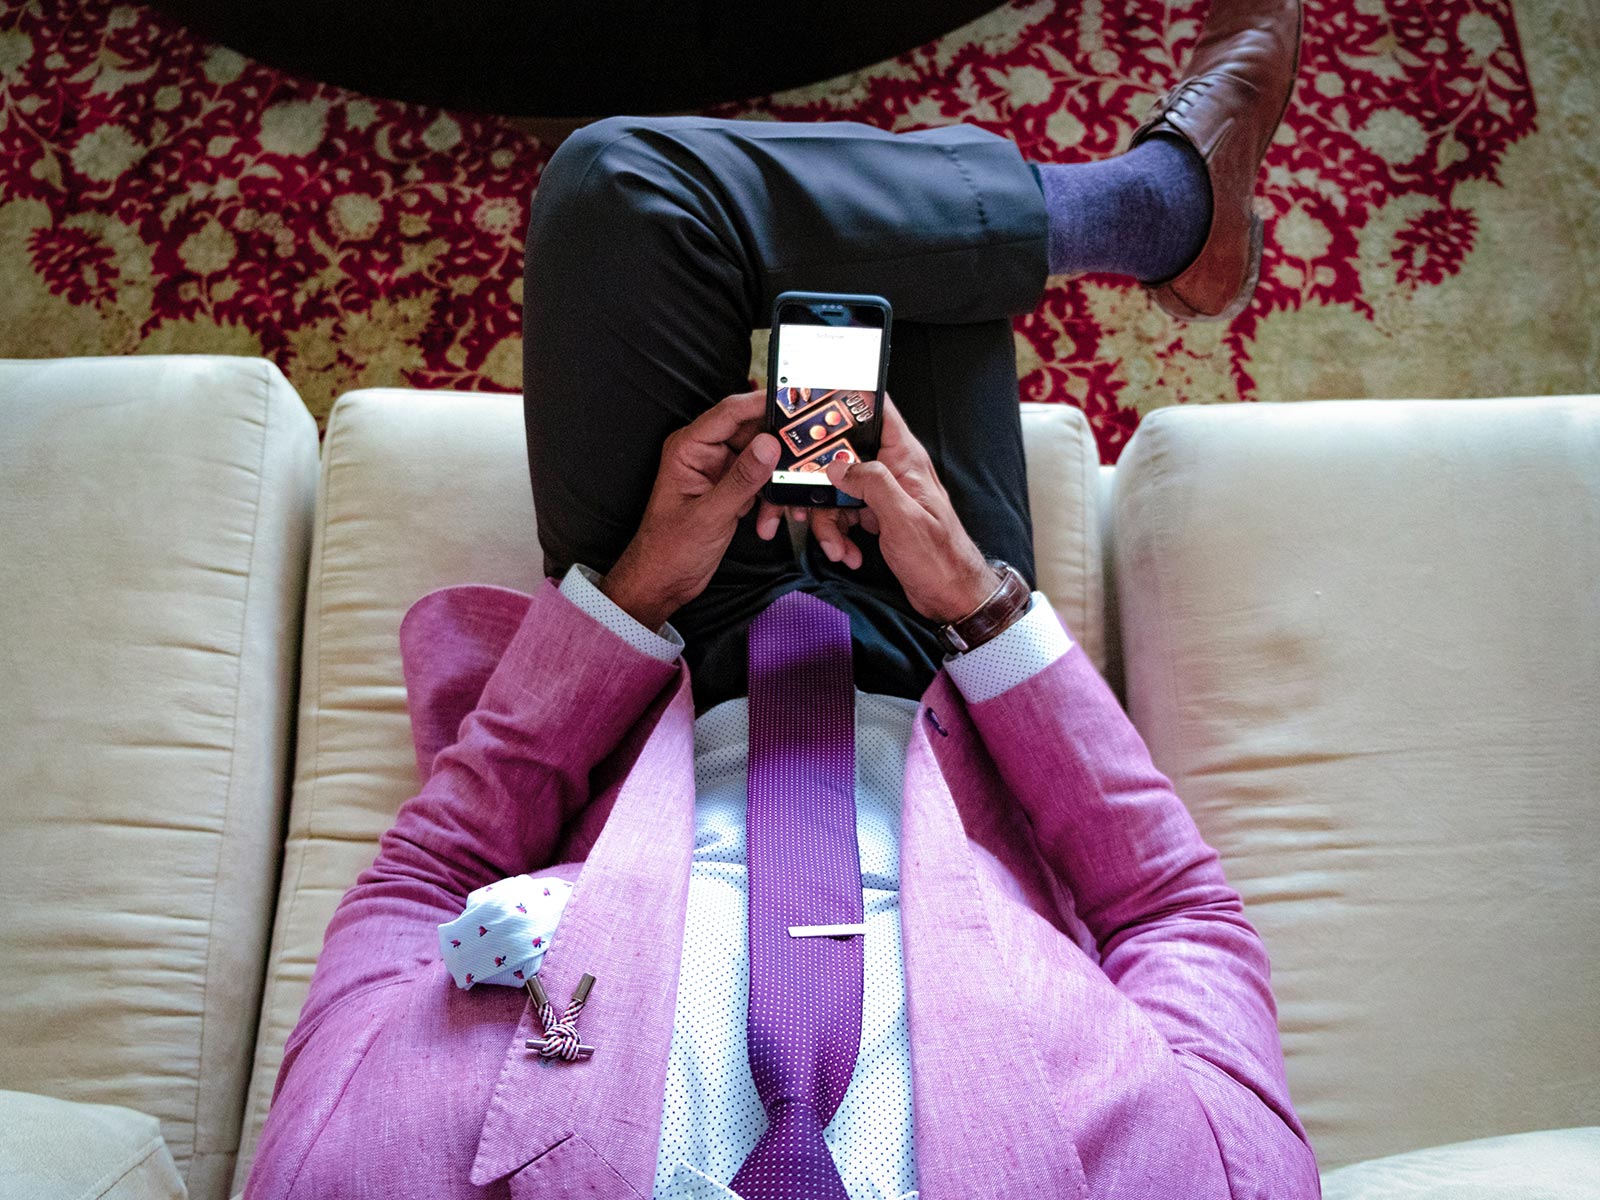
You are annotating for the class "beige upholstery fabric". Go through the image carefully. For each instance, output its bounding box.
[0,1090,186,1200]
[1019,402,1107,672]
[0,358,319,1200]
[1096,462,1124,703]
[1322,1128,1600,1199]
[1110,398,1600,1169]
[233,390,1105,1187]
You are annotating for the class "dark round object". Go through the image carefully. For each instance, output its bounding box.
[149,0,1008,117]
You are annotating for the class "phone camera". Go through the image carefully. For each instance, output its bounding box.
[812,487,832,503]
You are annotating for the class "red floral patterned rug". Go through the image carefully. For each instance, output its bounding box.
[1,0,1595,461]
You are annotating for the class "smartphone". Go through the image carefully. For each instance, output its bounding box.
[762,291,891,509]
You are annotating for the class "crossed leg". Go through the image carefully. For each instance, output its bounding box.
[521,116,1049,711]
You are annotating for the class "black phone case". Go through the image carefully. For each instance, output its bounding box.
[762,290,892,508]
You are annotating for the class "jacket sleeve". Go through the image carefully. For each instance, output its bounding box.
[288,576,683,1046]
[964,621,1319,1195]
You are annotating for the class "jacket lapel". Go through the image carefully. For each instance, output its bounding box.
[402,582,696,1194]
[470,665,698,1193]
[902,675,1088,1200]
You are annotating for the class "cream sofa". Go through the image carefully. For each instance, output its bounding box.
[1,355,1596,1200]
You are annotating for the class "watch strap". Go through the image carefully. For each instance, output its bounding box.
[937,560,1031,655]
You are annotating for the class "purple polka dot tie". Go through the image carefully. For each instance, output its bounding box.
[730,589,864,1200]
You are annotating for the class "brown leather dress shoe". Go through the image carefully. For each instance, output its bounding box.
[1133,0,1303,321]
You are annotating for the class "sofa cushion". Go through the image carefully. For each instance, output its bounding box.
[0,1090,186,1200]
[1322,1128,1600,1199]
[233,389,1105,1187]
[1110,397,1600,1169]
[0,357,319,1200]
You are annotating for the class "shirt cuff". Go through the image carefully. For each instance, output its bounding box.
[944,592,1074,704]
[559,563,685,664]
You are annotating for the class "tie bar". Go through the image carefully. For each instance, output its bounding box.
[788,923,867,938]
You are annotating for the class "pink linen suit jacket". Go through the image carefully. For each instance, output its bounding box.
[246,578,1320,1200]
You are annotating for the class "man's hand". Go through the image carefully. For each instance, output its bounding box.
[810,395,1000,624]
[600,390,779,630]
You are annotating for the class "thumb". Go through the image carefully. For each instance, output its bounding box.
[707,433,779,519]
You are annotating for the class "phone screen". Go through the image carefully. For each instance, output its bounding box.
[768,308,885,494]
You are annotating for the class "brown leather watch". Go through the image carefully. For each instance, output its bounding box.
[936,559,1031,655]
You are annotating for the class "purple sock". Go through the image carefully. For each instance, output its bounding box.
[1033,135,1212,282]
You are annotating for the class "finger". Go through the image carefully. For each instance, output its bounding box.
[858,506,881,535]
[683,389,766,449]
[877,394,932,468]
[789,506,809,525]
[812,505,864,537]
[705,432,780,522]
[879,393,912,446]
[756,498,785,540]
[824,458,921,530]
[810,507,843,560]
[811,508,862,569]
[678,437,736,482]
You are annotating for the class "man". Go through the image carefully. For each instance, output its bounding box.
[247,1,1316,1196]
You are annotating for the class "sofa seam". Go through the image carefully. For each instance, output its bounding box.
[192,357,274,1163]
[247,385,334,1172]
[1078,409,1093,667]
[275,388,338,1086]
[1145,411,1192,826]
[75,1134,169,1200]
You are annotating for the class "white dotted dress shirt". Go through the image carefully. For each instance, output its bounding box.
[554,564,1074,1200]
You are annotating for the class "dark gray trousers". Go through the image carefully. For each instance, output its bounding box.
[522,116,1051,712]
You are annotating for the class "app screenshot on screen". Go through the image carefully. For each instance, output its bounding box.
[770,324,881,485]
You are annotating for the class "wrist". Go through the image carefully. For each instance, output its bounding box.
[930,556,1003,625]
[935,559,1031,655]
[599,553,679,632]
